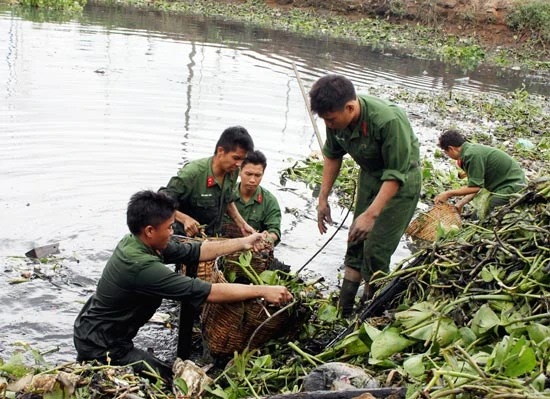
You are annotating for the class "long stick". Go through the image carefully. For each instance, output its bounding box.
[292,62,324,152]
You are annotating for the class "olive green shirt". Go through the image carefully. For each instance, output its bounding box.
[460,142,526,193]
[73,234,211,360]
[323,94,420,185]
[159,156,239,236]
[223,184,282,241]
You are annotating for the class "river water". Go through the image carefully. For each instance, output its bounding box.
[1,2,548,367]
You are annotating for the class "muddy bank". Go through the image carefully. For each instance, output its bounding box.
[270,0,521,47]
[128,0,549,76]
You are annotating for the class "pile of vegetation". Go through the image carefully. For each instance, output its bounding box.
[2,172,548,398]
[5,180,547,399]
[12,0,86,12]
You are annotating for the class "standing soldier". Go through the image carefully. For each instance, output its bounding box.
[309,74,421,316]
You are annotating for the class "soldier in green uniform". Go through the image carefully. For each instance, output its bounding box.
[222,150,282,245]
[159,126,255,238]
[435,129,526,213]
[73,190,292,384]
[309,74,422,317]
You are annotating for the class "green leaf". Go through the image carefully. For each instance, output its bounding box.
[403,354,425,377]
[435,318,459,346]
[527,323,550,352]
[174,377,189,395]
[226,270,236,283]
[395,302,436,329]
[459,327,477,346]
[363,323,382,341]
[251,354,272,373]
[259,270,278,285]
[480,266,494,282]
[43,385,64,399]
[405,317,458,347]
[317,303,338,322]
[371,327,415,360]
[471,304,501,336]
[406,323,432,341]
[334,331,371,356]
[488,336,537,378]
[0,352,30,378]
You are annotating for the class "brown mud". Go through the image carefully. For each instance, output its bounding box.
[260,0,539,56]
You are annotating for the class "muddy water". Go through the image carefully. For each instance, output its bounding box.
[1,2,548,366]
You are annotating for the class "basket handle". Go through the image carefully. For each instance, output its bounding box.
[245,301,297,351]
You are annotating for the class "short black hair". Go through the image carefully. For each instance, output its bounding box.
[309,74,356,115]
[127,190,177,235]
[241,150,267,170]
[214,126,254,154]
[439,129,467,151]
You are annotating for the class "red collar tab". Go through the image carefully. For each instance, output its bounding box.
[257,193,263,204]
[457,159,463,169]
[362,121,367,137]
[207,176,215,188]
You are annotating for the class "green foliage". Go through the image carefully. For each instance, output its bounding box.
[420,156,462,202]
[0,352,30,378]
[174,377,189,395]
[507,0,550,47]
[16,0,86,12]
[280,156,358,209]
[438,38,485,70]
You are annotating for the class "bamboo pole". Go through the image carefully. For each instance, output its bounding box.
[292,62,324,153]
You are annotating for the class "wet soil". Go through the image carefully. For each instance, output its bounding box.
[261,0,536,56]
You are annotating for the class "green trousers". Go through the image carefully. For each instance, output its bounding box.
[345,167,421,280]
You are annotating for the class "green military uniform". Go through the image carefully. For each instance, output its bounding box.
[459,142,526,209]
[159,157,239,236]
[223,184,282,243]
[74,235,211,379]
[323,94,422,279]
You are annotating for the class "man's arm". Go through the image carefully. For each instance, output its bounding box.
[434,186,481,205]
[317,156,343,234]
[198,233,265,261]
[455,192,477,212]
[262,192,282,245]
[174,210,202,237]
[348,180,400,242]
[226,202,255,236]
[207,283,292,306]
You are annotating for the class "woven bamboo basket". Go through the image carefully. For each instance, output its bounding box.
[175,236,227,282]
[219,222,274,280]
[201,261,296,356]
[220,250,274,282]
[406,204,462,242]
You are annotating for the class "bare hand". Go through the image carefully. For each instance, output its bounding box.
[239,222,256,237]
[261,285,293,306]
[181,215,201,237]
[242,232,267,252]
[348,211,376,243]
[317,202,332,234]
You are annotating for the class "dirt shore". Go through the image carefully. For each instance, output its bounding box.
[266,0,523,50]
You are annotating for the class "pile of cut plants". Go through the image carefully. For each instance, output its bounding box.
[2,179,548,398]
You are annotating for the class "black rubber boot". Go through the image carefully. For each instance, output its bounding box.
[338,279,360,317]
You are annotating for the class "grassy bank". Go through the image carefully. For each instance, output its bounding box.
[85,0,550,74]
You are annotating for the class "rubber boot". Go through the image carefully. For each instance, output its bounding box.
[338,279,360,317]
